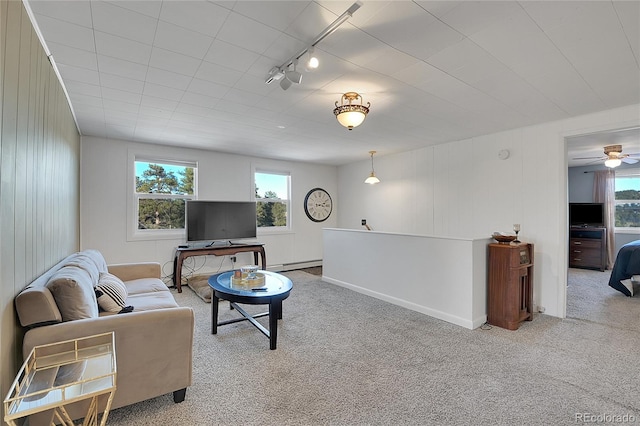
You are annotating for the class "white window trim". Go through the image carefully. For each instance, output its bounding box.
[253,165,292,234]
[614,168,639,234]
[127,151,198,242]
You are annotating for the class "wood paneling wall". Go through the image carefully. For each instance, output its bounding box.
[0,0,80,417]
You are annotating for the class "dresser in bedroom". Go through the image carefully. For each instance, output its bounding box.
[569,227,606,272]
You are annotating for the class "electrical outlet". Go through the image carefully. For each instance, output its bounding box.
[230,256,236,263]
[361,219,367,225]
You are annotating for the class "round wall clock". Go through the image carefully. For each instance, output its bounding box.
[304,188,333,222]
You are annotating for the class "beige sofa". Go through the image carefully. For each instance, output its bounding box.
[15,249,194,424]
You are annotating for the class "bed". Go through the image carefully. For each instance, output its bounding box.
[608,240,640,296]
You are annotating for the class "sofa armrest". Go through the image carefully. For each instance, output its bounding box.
[23,307,194,410]
[108,262,161,281]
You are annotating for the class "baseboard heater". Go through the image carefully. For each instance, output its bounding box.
[267,260,322,272]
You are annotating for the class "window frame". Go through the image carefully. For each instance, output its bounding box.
[127,153,198,241]
[614,168,640,234]
[253,167,292,234]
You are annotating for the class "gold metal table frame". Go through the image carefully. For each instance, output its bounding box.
[4,332,117,426]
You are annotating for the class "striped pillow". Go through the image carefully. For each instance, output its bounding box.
[95,272,130,313]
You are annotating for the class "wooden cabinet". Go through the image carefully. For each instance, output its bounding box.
[569,227,606,271]
[488,243,534,330]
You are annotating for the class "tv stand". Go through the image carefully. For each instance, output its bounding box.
[173,243,266,292]
[569,227,606,271]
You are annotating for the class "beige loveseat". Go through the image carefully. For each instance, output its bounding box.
[15,249,194,424]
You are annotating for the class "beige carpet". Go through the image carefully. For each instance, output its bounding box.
[104,269,640,425]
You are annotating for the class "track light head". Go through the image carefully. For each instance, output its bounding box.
[280,78,292,91]
[306,47,319,71]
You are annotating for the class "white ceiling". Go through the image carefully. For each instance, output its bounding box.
[25,0,640,166]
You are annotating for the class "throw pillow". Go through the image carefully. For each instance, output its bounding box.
[46,266,99,321]
[95,272,132,313]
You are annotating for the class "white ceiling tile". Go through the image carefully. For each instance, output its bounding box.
[186,79,230,99]
[102,100,140,114]
[142,82,185,102]
[363,2,464,60]
[427,0,522,37]
[158,1,229,37]
[94,31,152,65]
[69,93,103,108]
[194,62,243,87]
[180,92,220,109]
[139,105,174,120]
[56,63,100,86]
[97,55,148,81]
[231,1,306,33]
[105,0,162,19]
[153,21,214,60]
[204,40,261,72]
[216,12,282,54]
[65,80,102,97]
[363,48,421,77]
[28,1,92,27]
[613,1,640,65]
[99,73,145,94]
[91,1,158,45]
[146,68,193,91]
[426,39,509,85]
[47,42,98,70]
[149,47,202,76]
[141,95,179,111]
[101,87,142,105]
[32,14,95,51]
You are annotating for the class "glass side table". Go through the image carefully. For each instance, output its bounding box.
[4,332,117,426]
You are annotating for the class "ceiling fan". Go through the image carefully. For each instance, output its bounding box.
[573,144,640,168]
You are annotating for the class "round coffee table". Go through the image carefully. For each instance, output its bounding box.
[208,271,293,350]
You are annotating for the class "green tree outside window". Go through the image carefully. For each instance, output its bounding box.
[136,162,195,230]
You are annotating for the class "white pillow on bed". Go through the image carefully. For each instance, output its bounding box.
[620,279,634,297]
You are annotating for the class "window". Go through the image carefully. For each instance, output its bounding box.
[615,170,640,230]
[134,158,196,236]
[255,171,290,230]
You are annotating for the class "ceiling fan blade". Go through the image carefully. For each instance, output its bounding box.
[622,157,638,164]
[572,156,605,160]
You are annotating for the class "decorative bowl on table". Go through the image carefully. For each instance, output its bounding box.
[492,232,517,243]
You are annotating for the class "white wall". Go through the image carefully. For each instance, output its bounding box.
[81,136,337,275]
[337,104,640,318]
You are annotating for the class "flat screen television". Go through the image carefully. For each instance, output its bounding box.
[569,202,605,227]
[186,201,257,245]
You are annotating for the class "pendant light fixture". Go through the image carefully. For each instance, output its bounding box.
[334,92,370,130]
[364,151,380,184]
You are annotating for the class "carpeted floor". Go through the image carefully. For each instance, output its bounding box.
[104,268,640,425]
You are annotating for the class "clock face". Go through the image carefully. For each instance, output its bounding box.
[304,188,332,222]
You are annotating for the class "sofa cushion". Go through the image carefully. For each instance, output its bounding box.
[46,266,99,321]
[125,278,171,295]
[126,291,179,311]
[95,272,131,313]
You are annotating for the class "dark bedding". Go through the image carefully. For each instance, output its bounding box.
[608,240,640,296]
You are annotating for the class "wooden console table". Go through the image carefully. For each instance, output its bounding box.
[173,244,266,292]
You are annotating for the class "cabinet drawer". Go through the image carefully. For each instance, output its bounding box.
[570,239,600,249]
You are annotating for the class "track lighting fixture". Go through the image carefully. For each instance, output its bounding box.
[265,2,361,90]
[306,47,319,71]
